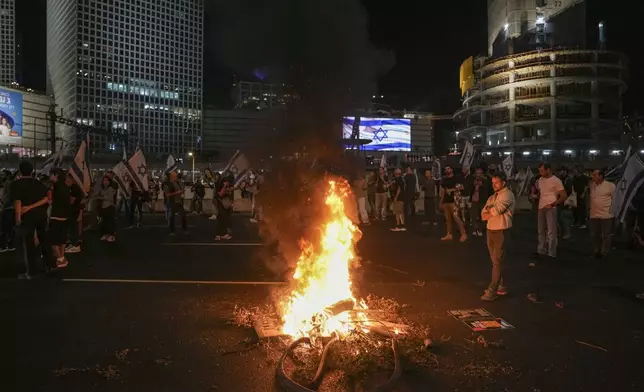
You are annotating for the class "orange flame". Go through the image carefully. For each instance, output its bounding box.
[280,179,364,338]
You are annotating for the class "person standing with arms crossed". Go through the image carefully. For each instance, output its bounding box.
[481,173,515,301]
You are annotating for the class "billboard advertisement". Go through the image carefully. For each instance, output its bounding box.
[342,117,411,151]
[0,88,23,144]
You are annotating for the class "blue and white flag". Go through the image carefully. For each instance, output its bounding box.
[612,154,644,223]
[502,153,514,179]
[36,149,63,175]
[125,149,149,192]
[460,141,475,172]
[223,150,250,187]
[431,158,441,181]
[69,134,91,195]
[166,154,177,173]
[112,161,132,198]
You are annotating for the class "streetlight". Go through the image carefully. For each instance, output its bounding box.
[188,152,195,182]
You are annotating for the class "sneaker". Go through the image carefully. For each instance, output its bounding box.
[441,234,453,241]
[100,235,109,241]
[18,273,32,280]
[106,235,116,242]
[390,227,401,232]
[209,215,218,220]
[249,218,258,223]
[459,235,468,242]
[0,248,8,253]
[579,225,587,229]
[214,235,221,241]
[477,231,483,237]
[65,245,81,254]
[56,258,69,268]
[480,289,498,301]
[636,293,644,300]
[222,234,232,240]
[496,286,508,295]
[398,226,407,231]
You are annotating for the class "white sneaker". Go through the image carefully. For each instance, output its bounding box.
[399,227,407,231]
[209,215,218,220]
[390,227,401,232]
[65,245,81,254]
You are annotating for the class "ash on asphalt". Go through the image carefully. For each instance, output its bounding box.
[2,212,644,391]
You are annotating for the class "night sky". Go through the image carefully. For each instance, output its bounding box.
[17,0,644,116]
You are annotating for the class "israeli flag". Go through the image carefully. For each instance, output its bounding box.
[612,154,644,223]
[518,167,534,196]
[112,161,132,198]
[431,158,441,181]
[69,134,91,195]
[223,150,250,187]
[503,153,514,179]
[166,154,177,173]
[460,141,475,172]
[125,149,149,192]
[380,153,386,168]
[36,149,63,175]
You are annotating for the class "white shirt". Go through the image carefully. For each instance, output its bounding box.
[589,180,615,219]
[538,175,564,209]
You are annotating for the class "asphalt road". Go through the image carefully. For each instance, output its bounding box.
[2,211,644,392]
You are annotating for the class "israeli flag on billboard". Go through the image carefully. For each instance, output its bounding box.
[0,88,23,144]
[342,117,411,151]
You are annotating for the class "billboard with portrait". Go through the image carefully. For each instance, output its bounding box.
[342,117,411,151]
[0,88,23,144]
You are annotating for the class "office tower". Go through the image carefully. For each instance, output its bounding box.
[0,0,15,84]
[47,0,203,154]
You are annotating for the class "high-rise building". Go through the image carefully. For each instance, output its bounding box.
[455,0,627,161]
[46,0,203,154]
[0,0,15,85]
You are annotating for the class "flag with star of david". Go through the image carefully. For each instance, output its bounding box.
[612,154,644,223]
[165,154,178,174]
[459,141,475,172]
[502,153,514,179]
[112,161,132,198]
[223,150,250,187]
[69,133,91,195]
[125,149,149,192]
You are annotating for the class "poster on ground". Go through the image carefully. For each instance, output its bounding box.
[0,87,23,145]
[462,318,515,331]
[448,308,494,320]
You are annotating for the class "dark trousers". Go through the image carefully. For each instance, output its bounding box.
[128,197,143,226]
[574,196,586,225]
[99,206,116,235]
[192,197,203,213]
[0,209,15,249]
[589,217,612,255]
[404,194,416,220]
[68,209,81,245]
[423,198,436,223]
[17,216,55,275]
[168,203,187,233]
[486,229,507,291]
[216,201,231,236]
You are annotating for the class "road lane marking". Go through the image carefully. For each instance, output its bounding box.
[62,278,287,285]
[162,242,263,246]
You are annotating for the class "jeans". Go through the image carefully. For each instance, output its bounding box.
[128,197,143,226]
[357,197,369,223]
[16,216,55,275]
[168,203,187,233]
[375,193,388,219]
[486,229,506,292]
[404,193,416,220]
[537,207,558,257]
[423,198,436,223]
[0,208,15,249]
[470,201,484,232]
[589,217,613,255]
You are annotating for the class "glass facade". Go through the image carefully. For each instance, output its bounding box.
[47,0,203,154]
[0,0,15,84]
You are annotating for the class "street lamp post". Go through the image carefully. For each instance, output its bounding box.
[188,152,195,182]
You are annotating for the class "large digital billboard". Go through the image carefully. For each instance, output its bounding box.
[0,88,23,144]
[342,117,411,151]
